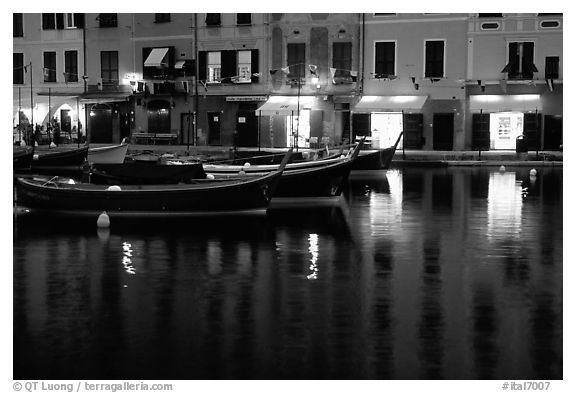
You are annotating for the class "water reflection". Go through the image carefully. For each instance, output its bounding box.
[14,167,562,380]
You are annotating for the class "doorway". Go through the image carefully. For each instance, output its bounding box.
[180,112,194,145]
[433,113,454,150]
[60,109,71,132]
[89,104,113,143]
[207,112,221,145]
[489,112,523,150]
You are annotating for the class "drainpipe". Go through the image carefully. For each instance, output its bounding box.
[83,19,88,143]
[194,12,199,149]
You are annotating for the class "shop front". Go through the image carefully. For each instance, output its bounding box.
[470,94,542,150]
[352,95,428,149]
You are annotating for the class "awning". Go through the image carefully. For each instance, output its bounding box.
[353,95,428,112]
[80,92,131,104]
[256,96,316,116]
[144,48,169,67]
[469,94,542,112]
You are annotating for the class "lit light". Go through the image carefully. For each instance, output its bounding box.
[391,95,420,104]
[513,94,540,102]
[472,95,502,103]
[311,76,319,85]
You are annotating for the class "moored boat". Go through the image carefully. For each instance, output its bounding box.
[31,146,89,167]
[13,146,35,170]
[87,161,207,185]
[87,141,129,164]
[351,132,403,170]
[15,151,292,217]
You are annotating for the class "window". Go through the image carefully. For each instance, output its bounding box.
[13,13,23,37]
[504,42,537,80]
[545,56,559,79]
[236,51,252,83]
[540,20,560,28]
[65,51,78,82]
[98,13,117,28]
[333,42,352,82]
[207,52,221,83]
[43,52,56,82]
[155,13,171,23]
[375,41,395,78]
[287,43,306,80]
[42,13,56,30]
[13,53,24,84]
[374,13,396,16]
[206,13,221,26]
[478,13,503,17]
[236,13,251,25]
[481,22,500,30]
[425,40,444,78]
[101,51,119,86]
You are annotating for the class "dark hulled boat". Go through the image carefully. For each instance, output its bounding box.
[352,132,403,170]
[15,151,291,217]
[31,146,89,167]
[87,161,207,185]
[13,146,35,170]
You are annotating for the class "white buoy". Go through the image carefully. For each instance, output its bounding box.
[530,168,537,177]
[243,162,251,168]
[106,185,122,191]
[97,211,110,228]
[20,140,26,147]
[499,165,506,172]
[206,174,215,180]
[35,141,39,147]
[50,142,57,148]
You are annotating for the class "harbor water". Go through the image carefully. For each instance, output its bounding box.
[13,166,563,380]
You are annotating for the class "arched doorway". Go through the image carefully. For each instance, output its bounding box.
[89,103,113,143]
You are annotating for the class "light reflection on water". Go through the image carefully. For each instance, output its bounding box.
[13,166,562,380]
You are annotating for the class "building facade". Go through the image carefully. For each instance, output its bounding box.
[13,13,86,142]
[13,13,563,151]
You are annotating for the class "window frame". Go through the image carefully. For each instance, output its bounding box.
[13,53,24,84]
[13,13,23,37]
[424,39,445,78]
[64,50,78,82]
[236,50,252,83]
[43,51,57,83]
[98,13,118,28]
[205,13,221,27]
[287,43,306,80]
[505,41,537,80]
[374,40,396,78]
[236,13,251,25]
[545,56,559,79]
[333,42,352,79]
[155,13,171,23]
[101,50,119,86]
[42,13,56,30]
[207,51,222,83]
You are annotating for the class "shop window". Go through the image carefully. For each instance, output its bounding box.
[206,13,221,27]
[425,40,444,78]
[374,41,395,78]
[64,51,78,82]
[13,13,23,37]
[155,13,171,23]
[237,13,251,25]
[101,51,118,86]
[43,51,56,83]
[545,56,559,79]
[502,42,537,80]
[98,13,117,28]
[14,53,24,84]
[207,52,222,83]
[333,42,352,83]
[287,43,306,80]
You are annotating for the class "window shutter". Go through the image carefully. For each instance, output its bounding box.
[42,14,55,30]
[403,113,424,149]
[523,113,541,150]
[545,56,559,79]
[472,113,490,150]
[221,50,237,83]
[198,51,207,82]
[251,49,259,83]
[56,13,64,30]
[74,13,85,28]
[521,42,535,79]
[508,42,520,77]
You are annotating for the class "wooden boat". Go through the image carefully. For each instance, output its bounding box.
[203,139,363,176]
[13,146,35,170]
[15,151,291,217]
[87,141,129,164]
[31,146,89,167]
[352,132,403,170]
[86,161,207,185]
